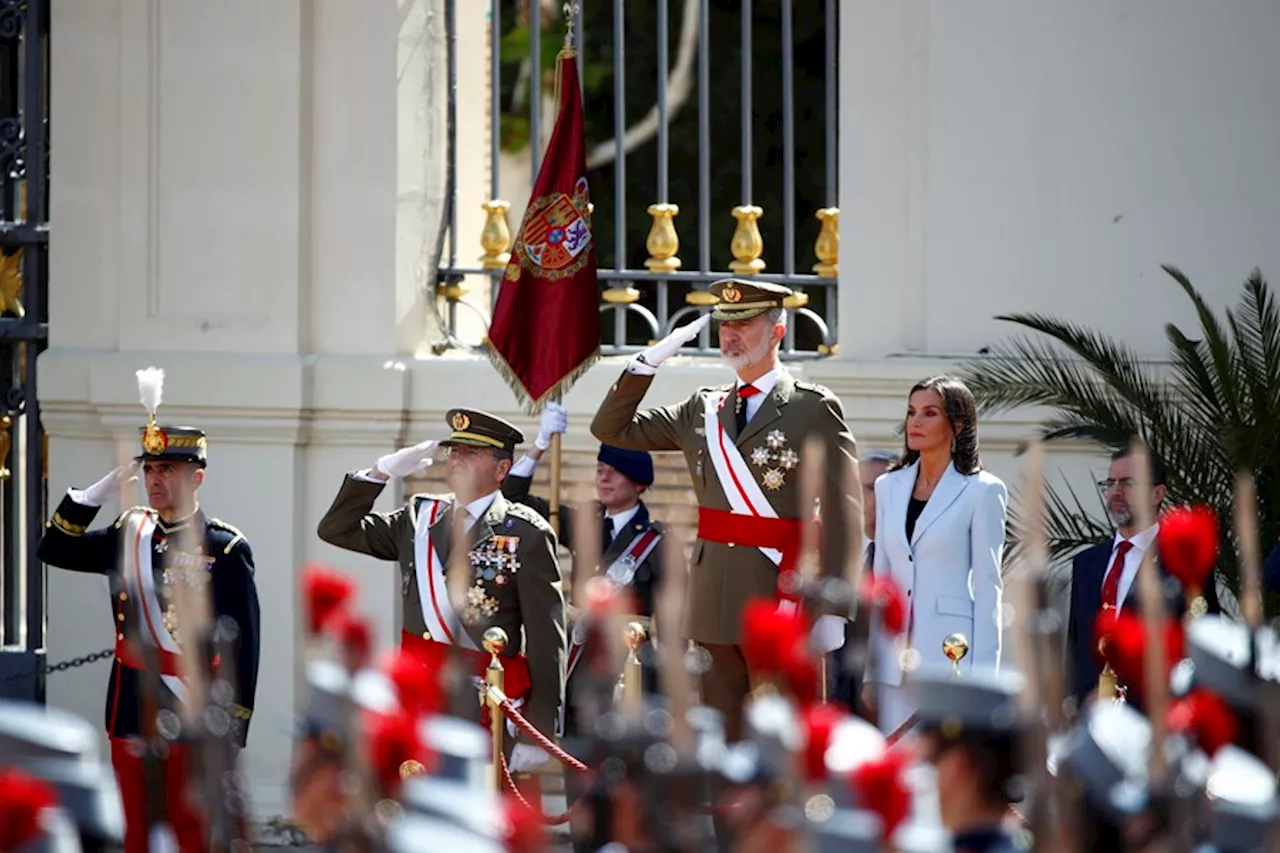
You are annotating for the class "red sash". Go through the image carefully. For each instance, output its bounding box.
[400,629,533,704]
[697,506,804,576]
[115,637,182,677]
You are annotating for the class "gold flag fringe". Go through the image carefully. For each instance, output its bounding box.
[482,338,601,416]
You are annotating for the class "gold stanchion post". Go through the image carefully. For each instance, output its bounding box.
[621,622,647,712]
[943,633,969,677]
[483,626,509,791]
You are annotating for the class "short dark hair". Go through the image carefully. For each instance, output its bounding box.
[1111,446,1167,487]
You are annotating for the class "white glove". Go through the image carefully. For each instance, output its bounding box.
[534,402,568,451]
[630,313,712,375]
[810,614,848,655]
[74,462,142,507]
[509,743,550,773]
[374,439,438,480]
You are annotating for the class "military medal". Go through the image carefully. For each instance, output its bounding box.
[748,428,797,491]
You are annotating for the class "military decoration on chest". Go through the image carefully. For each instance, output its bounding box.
[461,534,521,625]
[749,428,799,491]
[155,533,213,639]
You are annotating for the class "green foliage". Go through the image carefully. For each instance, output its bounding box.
[962,266,1280,612]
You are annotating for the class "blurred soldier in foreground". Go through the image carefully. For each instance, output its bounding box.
[36,368,260,853]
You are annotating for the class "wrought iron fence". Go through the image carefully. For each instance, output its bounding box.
[0,0,50,701]
[435,0,840,360]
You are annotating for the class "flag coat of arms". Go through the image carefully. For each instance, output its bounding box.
[485,52,600,412]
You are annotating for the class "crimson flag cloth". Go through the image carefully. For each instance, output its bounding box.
[485,51,600,412]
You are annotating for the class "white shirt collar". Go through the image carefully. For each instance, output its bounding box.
[1113,522,1159,551]
[736,365,783,397]
[458,490,501,529]
[606,503,641,536]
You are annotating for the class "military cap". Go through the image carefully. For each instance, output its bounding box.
[440,409,524,455]
[598,444,655,486]
[133,367,207,466]
[708,277,793,321]
[1186,615,1278,710]
[1204,745,1279,853]
[908,664,1026,739]
[1057,702,1151,821]
[0,699,124,844]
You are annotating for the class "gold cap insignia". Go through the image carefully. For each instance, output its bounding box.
[721,285,742,304]
[450,412,471,431]
[141,419,168,456]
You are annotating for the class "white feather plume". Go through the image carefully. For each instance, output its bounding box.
[136,367,164,416]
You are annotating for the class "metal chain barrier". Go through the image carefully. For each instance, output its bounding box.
[0,647,114,684]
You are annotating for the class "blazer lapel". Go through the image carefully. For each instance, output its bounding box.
[738,371,795,446]
[910,463,971,546]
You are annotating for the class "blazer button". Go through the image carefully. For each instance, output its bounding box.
[116,633,124,641]
[117,613,125,622]
[728,543,736,548]
[422,631,432,641]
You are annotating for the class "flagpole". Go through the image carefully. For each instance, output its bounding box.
[547,5,579,536]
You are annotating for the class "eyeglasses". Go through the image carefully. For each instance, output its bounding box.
[1097,477,1136,492]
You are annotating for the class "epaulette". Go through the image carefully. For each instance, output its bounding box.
[794,379,836,396]
[503,500,555,535]
[113,506,156,528]
[207,518,246,554]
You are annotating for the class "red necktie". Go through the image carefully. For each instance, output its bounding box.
[1100,540,1134,611]
[735,384,761,433]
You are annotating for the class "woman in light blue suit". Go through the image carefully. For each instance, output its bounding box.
[865,375,1008,736]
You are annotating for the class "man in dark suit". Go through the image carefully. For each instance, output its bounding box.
[1066,447,1221,707]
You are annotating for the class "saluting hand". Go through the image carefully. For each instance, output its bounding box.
[77,461,143,507]
[633,312,712,372]
[372,439,439,481]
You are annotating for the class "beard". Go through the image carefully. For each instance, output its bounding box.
[721,333,774,372]
[1107,505,1134,528]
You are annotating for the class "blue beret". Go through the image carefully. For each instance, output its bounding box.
[597,445,654,486]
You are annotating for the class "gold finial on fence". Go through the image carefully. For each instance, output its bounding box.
[813,207,839,277]
[620,621,648,711]
[643,203,682,272]
[478,200,513,269]
[728,205,765,275]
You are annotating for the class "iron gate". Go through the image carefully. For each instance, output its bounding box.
[0,0,50,702]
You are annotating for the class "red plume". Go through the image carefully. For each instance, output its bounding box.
[383,648,443,718]
[365,710,434,795]
[1157,505,1218,593]
[741,597,808,674]
[327,611,372,670]
[1167,689,1237,757]
[0,767,58,851]
[301,564,356,635]
[1093,609,1185,695]
[502,792,545,852]
[849,748,913,841]
[860,573,908,635]
[801,703,848,781]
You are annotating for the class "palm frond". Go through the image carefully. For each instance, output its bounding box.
[1006,475,1112,567]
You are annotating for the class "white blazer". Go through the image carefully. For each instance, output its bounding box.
[867,460,1008,686]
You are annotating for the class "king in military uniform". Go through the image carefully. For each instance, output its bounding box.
[590,279,860,744]
[36,367,261,853]
[316,408,567,776]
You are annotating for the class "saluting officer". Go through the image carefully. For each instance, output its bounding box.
[590,278,860,743]
[316,408,567,776]
[37,368,260,853]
